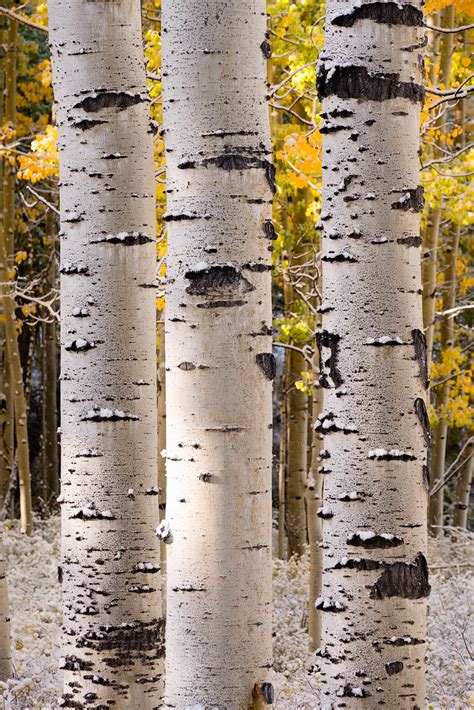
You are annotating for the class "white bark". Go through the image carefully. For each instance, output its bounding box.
[316,2,429,706]
[48,1,163,706]
[162,1,274,706]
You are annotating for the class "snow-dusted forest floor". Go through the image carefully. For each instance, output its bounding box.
[0,518,472,709]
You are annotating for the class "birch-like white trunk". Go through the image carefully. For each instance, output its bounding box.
[162,1,274,706]
[316,2,429,705]
[48,1,163,706]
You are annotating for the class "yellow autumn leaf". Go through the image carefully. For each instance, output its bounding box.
[15,251,28,265]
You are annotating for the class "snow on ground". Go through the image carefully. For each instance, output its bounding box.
[271,527,473,709]
[0,517,471,708]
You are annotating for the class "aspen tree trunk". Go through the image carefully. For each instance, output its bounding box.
[421,6,454,367]
[453,442,472,528]
[287,345,308,557]
[0,534,11,680]
[157,325,166,576]
[40,322,48,504]
[307,258,324,651]
[162,1,274,706]
[1,15,16,504]
[307,373,324,652]
[421,210,440,366]
[0,20,9,504]
[1,13,34,533]
[48,1,163,705]
[286,174,311,560]
[0,30,11,659]
[278,362,288,560]
[429,225,460,534]
[0,220,33,537]
[44,211,59,499]
[3,13,33,533]
[316,2,429,705]
[44,316,59,498]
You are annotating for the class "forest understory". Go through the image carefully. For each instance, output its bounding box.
[0,518,471,710]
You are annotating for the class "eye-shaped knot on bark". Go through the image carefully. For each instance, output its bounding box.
[184,263,255,301]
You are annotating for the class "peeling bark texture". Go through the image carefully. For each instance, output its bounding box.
[317,2,428,706]
[162,0,273,707]
[48,1,163,706]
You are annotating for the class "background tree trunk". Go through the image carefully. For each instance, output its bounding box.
[452,442,472,528]
[157,324,167,580]
[44,210,59,500]
[0,15,9,506]
[162,0,274,705]
[286,344,308,557]
[278,359,288,560]
[0,205,33,535]
[306,371,324,652]
[3,15,25,521]
[421,6,455,368]
[316,1,429,704]
[0,535,11,680]
[429,225,460,535]
[48,0,164,705]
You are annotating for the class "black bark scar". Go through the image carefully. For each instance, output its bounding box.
[415,397,431,447]
[331,2,423,27]
[256,353,276,380]
[397,236,422,247]
[370,552,430,600]
[347,532,404,549]
[185,265,254,297]
[91,233,153,246]
[391,186,424,212]
[412,329,429,389]
[317,64,424,104]
[74,91,145,113]
[316,330,343,389]
[262,220,277,240]
[386,660,404,675]
[72,118,108,131]
[260,40,272,58]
